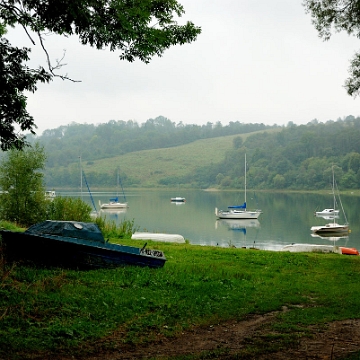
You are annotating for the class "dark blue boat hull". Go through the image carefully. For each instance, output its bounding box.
[0,230,166,269]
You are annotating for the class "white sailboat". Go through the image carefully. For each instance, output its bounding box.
[99,169,128,210]
[215,154,262,219]
[311,166,349,235]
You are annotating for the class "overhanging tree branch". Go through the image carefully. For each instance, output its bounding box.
[0,0,201,150]
[303,0,360,97]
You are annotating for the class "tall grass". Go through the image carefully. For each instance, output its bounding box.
[94,216,139,240]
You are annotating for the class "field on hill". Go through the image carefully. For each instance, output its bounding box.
[82,134,243,187]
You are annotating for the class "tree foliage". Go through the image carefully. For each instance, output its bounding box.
[0,142,47,226]
[0,0,201,150]
[303,0,360,96]
[0,37,51,150]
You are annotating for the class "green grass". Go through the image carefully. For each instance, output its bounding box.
[80,131,277,188]
[1,235,360,358]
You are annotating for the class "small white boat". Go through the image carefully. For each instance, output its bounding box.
[315,208,339,216]
[45,190,56,199]
[171,197,185,202]
[215,154,261,219]
[131,232,185,243]
[281,244,342,254]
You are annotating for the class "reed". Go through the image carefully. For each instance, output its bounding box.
[95,216,139,239]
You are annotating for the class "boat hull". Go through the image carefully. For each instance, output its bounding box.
[215,208,261,219]
[311,223,349,234]
[100,202,128,209]
[132,232,185,243]
[281,244,342,254]
[340,247,359,255]
[0,229,166,269]
[100,204,128,209]
[171,197,185,202]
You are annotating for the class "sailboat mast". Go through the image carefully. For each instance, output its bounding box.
[332,165,336,225]
[244,153,247,206]
[332,166,335,210]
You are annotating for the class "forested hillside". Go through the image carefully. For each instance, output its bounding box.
[204,116,360,190]
[29,116,272,167]
[27,115,360,190]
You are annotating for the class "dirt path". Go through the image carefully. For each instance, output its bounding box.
[50,313,360,360]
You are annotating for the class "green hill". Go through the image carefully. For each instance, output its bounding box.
[81,134,244,188]
[43,115,360,190]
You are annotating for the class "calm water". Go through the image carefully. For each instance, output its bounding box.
[62,189,360,251]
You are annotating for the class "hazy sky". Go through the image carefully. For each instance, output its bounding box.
[7,0,360,134]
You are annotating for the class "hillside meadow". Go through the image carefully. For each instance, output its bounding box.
[81,135,241,187]
[69,129,280,188]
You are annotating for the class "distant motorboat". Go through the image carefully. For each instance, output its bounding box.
[45,190,56,199]
[315,208,339,217]
[171,197,185,203]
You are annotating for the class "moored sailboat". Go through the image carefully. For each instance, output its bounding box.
[99,169,128,210]
[311,166,349,235]
[215,154,261,219]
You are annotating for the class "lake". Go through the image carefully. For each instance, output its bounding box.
[61,189,359,251]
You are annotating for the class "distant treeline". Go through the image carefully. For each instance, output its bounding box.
[172,115,360,190]
[28,116,273,168]
[28,115,360,190]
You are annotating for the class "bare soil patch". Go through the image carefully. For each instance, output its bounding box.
[44,313,360,360]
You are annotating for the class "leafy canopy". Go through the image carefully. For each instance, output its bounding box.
[303,0,360,97]
[0,0,201,150]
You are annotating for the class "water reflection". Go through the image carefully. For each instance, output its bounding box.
[215,219,260,230]
[315,214,339,220]
[100,208,128,215]
[62,190,359,251]
[310,233,349,242]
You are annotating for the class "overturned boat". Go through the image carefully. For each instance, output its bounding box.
[281,243,358,255]
[132,232,185,243]
[0,220,166,269]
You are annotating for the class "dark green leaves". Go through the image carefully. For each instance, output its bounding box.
[0,0,201,149]
[0,38,52,150]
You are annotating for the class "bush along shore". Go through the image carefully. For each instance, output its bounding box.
[1,220,360,359]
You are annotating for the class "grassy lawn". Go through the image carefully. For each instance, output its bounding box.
[1,235,360,359]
